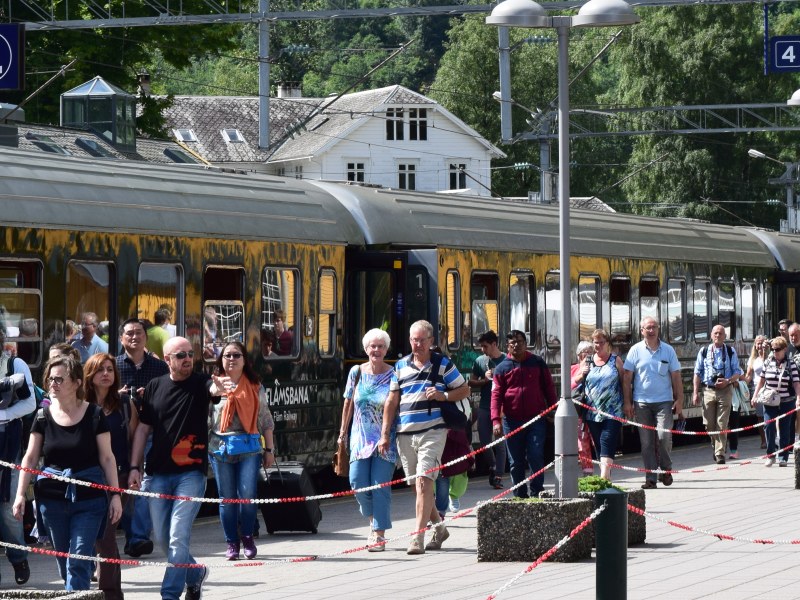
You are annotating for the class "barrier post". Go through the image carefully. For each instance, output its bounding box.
[595,488,627,600]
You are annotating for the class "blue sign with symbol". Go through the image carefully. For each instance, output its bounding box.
[0,24,24,91]
[770,35,800,73]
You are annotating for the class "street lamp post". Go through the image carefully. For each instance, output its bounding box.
[487,0,638,498]
[748,148,799,233]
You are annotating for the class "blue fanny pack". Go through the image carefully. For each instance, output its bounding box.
[213,433,262,458]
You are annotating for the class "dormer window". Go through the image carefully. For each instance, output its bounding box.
[173,128,197,142]
[222,129,244,143]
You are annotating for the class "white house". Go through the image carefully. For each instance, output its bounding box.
[161,85,506,196]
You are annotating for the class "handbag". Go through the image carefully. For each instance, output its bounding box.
[753,361,785,408]
[332,440,349,477]
[214,432,262,457]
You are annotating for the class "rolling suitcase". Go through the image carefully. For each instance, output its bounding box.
[259,461,322,534]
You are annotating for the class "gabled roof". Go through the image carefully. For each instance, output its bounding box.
[160,95,321,163]
[269,85,506,162]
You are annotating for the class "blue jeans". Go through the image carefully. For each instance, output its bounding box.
[635,401,673,484]
[40,495,108,590]
[349,454,394,531]
[478,407,506,475]
[587,419,622,459]
[129,436,153,545]
[149,470,206,600]
[503,417,547,498]
[0,466,27,565]
[210,452,260,542]
[764,401,796,461]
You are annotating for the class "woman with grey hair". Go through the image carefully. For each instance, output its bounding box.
[338,328,395,551]
[571,340,595,474]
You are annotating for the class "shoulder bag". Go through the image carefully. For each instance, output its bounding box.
[753,361,785,407]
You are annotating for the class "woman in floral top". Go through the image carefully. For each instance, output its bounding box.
[338,328,396,551]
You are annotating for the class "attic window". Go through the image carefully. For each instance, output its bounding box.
[25,133,71,155]
[222,129,245,143]
[75,137,117,159]
[173,128,197,142]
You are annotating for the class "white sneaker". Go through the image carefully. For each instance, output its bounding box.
[765,457,776,467]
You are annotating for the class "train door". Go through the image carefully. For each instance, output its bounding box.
[345,251,409,360]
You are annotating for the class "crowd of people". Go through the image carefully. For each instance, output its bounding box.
[0,311,795,597]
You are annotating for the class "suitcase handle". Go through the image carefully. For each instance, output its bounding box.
[260,458,285,486]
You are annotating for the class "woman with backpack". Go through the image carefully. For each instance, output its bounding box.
[85,353,137,600]
[580,329,626,481]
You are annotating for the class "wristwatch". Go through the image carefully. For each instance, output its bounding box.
[129,466,141,471]
[444,392,450,401]
[264,448,273,453]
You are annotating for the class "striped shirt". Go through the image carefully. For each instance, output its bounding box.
[762,357,799,402]
[390,353,466,434]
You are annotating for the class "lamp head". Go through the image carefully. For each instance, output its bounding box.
[788,88,800,106]
[486,0,550,28]
[748,149,766,160]
[572,0,640,27]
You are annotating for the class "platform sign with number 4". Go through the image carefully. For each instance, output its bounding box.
[770,36,800,72]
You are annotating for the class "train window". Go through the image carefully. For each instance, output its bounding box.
[545,272,561,348]
[510,272,535,346]
[204,266,245,361]
[666,279,686,343]
[764,283,773,334]
[260,267,299,358]
[346,270,393,358]
[694,280,711,341]
[446,270,461,350]
[138,263,183,338]
[318,269,337,357]
[640,279,660,325]
[471,272,499,344]
[66,261,115,356]
[609,277,631,344]
[741,282,756,341]
[578,275,601,340]
[0,261,42,366]
[718,280,736,339]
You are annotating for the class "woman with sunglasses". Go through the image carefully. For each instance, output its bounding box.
[84,353,137,600]
[752,336,800,466]
[12,356,122,591]
[209,341,275,560]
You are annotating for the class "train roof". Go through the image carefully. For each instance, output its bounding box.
[747,229,800,271]
[314,182,779,268]
[0,147,364,244]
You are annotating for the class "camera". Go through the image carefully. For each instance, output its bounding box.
[0,373,26,409]
[711,370,724,382]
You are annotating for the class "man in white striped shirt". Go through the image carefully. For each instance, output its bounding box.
[379,320,469,555]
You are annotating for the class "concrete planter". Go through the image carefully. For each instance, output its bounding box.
[0,592,104,599]
[477,497,593,562]
[539,488,646,546]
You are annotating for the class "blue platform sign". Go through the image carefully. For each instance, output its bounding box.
[0,24,24,91]
[770,35,800,73]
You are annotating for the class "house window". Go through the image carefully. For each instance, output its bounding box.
[398,164,416,190]
[449,163,466,189]
[409,108,427,141]
[221,129,245,143]
[347,162,365,183]
[294,165,303,179]
[276,167,285,177]
[386,108,404,141]
[173,128,197,142]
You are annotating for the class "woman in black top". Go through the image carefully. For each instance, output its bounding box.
[85,353,137,600]
[12,356,122,592]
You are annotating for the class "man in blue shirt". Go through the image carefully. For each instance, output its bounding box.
[691,325,742,465]
[623,317,683,489]
[71,312,108,363]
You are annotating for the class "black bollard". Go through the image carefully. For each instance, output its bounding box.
[595,488,627,600]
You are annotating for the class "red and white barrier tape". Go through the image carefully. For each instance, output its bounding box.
[0,462,556,569]
[601,442,797,476]
[485,502,607,600]
[574,399,797,436]
[0,404,558,506]
[628,504,800,545]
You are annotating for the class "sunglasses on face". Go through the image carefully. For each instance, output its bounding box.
[222,353,243,360]
[170,351,195,359]
[47,376,65,386]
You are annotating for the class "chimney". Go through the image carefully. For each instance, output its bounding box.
[277,82,302,99]
[138,71,151,97]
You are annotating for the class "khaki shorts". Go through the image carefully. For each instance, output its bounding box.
[397,428,448,483]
